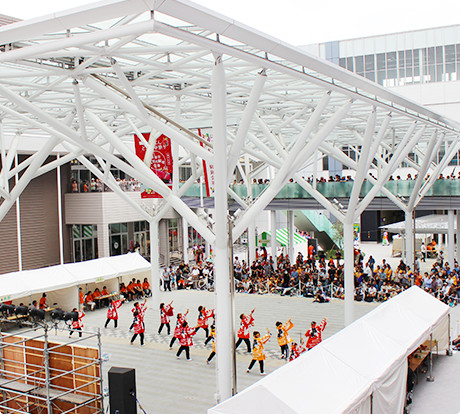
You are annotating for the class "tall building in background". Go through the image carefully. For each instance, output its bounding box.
[303,24,460,122]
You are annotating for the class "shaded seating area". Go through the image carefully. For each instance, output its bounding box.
[0,253,151,317]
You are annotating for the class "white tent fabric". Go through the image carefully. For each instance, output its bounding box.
[380,213,454,234]
[0,253,151,309]
[209,287,449,414]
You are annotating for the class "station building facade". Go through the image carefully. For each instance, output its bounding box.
[2,20,460,273]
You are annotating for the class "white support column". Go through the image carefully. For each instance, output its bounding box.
[288,210,294,262]
[448,210,455,266]
[270,210,277,266]
[14,154,22,271]
[150,220,161,307]
[182,217,189,264]
[405,211,414,269]
[344,221,354,326]
[248,224,256,265]
[56,154,64,265]
[97,223,110,258]
[457,212,460,264]
[212,54,234,402]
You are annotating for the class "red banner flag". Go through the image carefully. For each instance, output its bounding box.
[134,133,173,198]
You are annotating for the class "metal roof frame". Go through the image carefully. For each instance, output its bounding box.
[1,0,460,403]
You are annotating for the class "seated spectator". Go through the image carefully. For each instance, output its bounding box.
[39,293,48,310]
[84,291,96,311]
[143,278,152,297]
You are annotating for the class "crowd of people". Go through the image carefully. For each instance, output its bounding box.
[158,245,459,309]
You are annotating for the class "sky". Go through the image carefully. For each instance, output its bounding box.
[2,0,460,45]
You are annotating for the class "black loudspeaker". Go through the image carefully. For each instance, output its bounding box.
[108,367,137,414]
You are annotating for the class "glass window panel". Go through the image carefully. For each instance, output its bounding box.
[110,223,120,234]
[436,65,443,82]
[377,70,386,85]
[120,222,128,233]
[428,47,435,66]
[413,49,420,67]
[355,56,364,73]
[365,71,375,81]
[387,52,397,79]
[446,61,455,73]
[405,50,413,67]
[445,45,455,63]
[365,54,375,72]
[376,53,386,70]
[398,51,405,78]
[387,52,397,69]
[346,57,354,71]
[436,46,443,65]
[339,58,346,68]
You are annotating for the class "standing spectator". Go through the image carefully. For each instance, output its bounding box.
[420,242,426,262]
[163,267,172,292]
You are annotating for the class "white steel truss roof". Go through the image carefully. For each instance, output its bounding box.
[1,0,460,401]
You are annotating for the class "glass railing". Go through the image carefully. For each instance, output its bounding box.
[68,179,460,198]
[182,179,460,199]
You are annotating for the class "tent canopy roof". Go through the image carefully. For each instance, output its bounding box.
[209,287,449,414]
[380,213,455,234]
[259,228,308,246]
[0,253,150,303]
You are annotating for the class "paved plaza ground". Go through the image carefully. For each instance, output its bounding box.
[9,242,460,413]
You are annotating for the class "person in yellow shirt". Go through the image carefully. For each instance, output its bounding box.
[247,330,271,375]
[275,318,294,359]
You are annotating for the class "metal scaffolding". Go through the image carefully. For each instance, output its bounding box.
[0,325,103,414]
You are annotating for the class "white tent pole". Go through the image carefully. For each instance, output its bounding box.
[448,210,455,266]
[344,221,355,326]
[212,54,234,402]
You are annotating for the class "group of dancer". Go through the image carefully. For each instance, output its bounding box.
[155,301,327,375]
[99,296,327,376]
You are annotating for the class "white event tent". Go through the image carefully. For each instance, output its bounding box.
[209,287,450,414]
[0,253,150,310]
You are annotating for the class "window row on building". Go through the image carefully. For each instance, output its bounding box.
[339,44,460,86]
